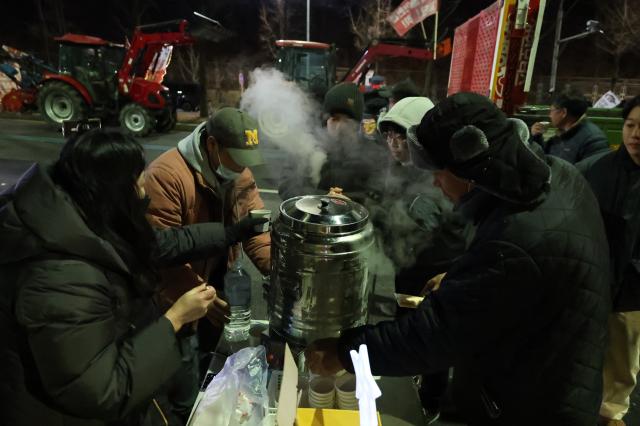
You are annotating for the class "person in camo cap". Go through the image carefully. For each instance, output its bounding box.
[278,82,386,203]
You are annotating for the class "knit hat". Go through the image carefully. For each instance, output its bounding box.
[206,107,263,167]
[364,89,389,116]
[407,92,550,205]
[324,82,364,121]
[381,78,421,101]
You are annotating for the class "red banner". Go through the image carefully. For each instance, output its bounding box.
[388,0,439,37]
[447,0,545,113]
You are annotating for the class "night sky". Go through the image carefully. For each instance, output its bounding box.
[2,1,516,54]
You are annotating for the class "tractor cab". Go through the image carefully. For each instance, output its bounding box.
[275,40,336,99]
[55,34,125,107]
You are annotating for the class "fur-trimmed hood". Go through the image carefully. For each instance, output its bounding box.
[408,92,551,206]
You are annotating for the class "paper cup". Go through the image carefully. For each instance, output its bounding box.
[334,374,357,410]
[249,209,271,232]
[335,374,356,393]
[309,393,334,403]
[309,393,335,408]
[309,377,335,408]
[338,401,359,410]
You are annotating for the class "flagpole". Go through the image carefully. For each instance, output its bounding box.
[433,11,438,59]
[420,22,428,39]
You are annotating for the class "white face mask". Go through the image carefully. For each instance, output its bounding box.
[216,150,242,182]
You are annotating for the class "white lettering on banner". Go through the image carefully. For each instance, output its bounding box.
[514,24,533,87]
[388,0,439,36]
[493,8,514,105]
[420,4,437,16]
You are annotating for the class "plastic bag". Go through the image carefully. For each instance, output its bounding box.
[190,346,269,426]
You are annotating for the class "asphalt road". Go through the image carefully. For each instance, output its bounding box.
[0,117,282,189]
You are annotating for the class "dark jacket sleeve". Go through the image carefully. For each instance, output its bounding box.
[15,260,182,420]
[577,128,610,162]
[154,223,227,267]
[145,162,210,301]
[337,240,542,377]
[530,133,546,152]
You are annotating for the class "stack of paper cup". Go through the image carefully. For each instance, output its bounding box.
[335,374,358,410]
[308,377,335,409]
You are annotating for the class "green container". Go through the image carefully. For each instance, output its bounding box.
[515,105,623,148]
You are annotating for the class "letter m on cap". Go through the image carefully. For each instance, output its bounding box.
[245,129,259,146]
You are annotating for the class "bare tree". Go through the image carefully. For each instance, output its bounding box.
[33,0,67,62]
[349,0,396,50]
[110,0,159,39]
[595,0,640,88]
[50,0,66,35]
[174,46,201,83]
[258,0,289,58]
[34,0,51,62]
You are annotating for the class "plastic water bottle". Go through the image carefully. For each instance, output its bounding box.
[223,260,252,342]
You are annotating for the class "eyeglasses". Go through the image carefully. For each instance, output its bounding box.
[383,130,407,146]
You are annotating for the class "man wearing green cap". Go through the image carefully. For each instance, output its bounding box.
[145,107,271,418]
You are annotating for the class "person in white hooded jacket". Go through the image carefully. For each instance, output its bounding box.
[371,97,468,292]
[369,97,471,421]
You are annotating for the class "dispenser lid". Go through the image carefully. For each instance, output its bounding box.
[279,195,369,233]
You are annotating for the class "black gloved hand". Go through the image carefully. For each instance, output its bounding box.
[224,216,269,245]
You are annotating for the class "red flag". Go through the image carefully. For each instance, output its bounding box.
[387,0,439,37]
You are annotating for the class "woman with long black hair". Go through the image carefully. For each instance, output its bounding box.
[0,128,263,426]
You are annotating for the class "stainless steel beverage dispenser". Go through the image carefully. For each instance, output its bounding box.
[269,195,374,346]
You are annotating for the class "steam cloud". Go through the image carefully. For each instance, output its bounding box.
[240,70,463,291]
[240,68,327,187]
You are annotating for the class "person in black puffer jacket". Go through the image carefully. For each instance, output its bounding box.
[579,95,640,425]
[306,92,611,425]
[0,129,265,426]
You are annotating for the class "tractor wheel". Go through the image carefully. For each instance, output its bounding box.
[119,103,156,137]
[38,81,87,127]
[156,108,177,133]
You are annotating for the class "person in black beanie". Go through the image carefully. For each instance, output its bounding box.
[306,92,610,426]
[278,82,386,203]
[381,77,422,109]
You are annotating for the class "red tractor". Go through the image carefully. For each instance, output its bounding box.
[38,20,194,136]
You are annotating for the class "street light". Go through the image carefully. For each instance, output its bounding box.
[548,0,604,93]
[306,0,311,41]
[558,20,603,44]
